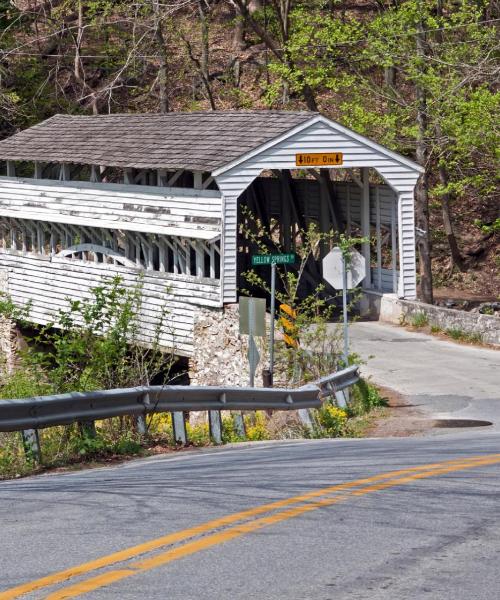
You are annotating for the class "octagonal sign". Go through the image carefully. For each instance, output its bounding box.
[322,247,366,290]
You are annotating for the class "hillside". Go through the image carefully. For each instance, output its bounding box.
[0,0,498,301]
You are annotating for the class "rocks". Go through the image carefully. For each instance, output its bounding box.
[189,304,269,387]
[0,315,17,377]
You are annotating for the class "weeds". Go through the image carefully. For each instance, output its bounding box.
[410,312,429,328]
[445,327,483,344]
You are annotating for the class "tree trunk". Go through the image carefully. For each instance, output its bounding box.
[415,16,433,304]
[153,0,170,113]
[438,160,465,271]
[384,66,396,88]
[198,0,216,110]
[231,0,318,111]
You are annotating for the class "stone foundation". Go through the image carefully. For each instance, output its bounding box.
[189,304,269,387]
[0,315,18,376]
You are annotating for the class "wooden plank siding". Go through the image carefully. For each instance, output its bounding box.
[0,251,221,356]
[215,118,420,303]
[0,177,222,240]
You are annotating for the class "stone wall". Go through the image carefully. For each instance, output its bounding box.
[374,293,500,346]
[189,304,269,387]
[0,315,17,376]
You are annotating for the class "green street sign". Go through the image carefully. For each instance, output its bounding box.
[251,253,296,266]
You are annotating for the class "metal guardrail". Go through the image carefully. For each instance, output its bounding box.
[0,366,359,454]
[317,365,360,399]
[0,366,360,463]
[0,385,318,432]
[0,366,359,433]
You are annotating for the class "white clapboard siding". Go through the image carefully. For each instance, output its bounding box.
[215,117,420,302]
[0,177,222,240]
[0,252,222,356]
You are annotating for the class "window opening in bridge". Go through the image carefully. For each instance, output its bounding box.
[0,217,220,279]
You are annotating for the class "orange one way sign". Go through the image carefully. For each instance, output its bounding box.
[295,152,343,167]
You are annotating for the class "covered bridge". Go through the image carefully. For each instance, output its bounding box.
[0,111,422,357]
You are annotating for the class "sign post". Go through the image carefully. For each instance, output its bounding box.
[322,247,366,402]
[239,296,266,386]
[251,253,296,385]
[269,262,276,384]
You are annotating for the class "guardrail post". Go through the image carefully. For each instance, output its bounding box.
[136,393,149,436]
[21,429,42,464]
[78,420,96,438]
[171,411,187,445]
[208,410,222,445]
[232,412,246,439]
[297,409,314,430]
[335,390,348,408]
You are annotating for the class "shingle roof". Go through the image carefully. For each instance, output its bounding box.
[0,111,315,172]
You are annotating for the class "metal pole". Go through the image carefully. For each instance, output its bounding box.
[342,252,349,367]
[249,335,255,387]
[342,253,350,405]
[269,261,276,384]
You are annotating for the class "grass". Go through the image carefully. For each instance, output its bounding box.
[445,327,483,344]
[400,313,487,348]
[410,312,429,328]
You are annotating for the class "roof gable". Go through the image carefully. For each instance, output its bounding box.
[213,114,422,177]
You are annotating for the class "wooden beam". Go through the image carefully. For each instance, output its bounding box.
[202,176,214,190]
[361,167,372,288]
[167,170,184,186]
[391,197,398,293]
[193,172,203,190]
[124,169,134,184]
[90,165,101,183]
[59,164,71,181]
[6,161,15,177]
[375,186,382,290]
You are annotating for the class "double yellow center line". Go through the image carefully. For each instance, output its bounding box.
[2,452,500,599]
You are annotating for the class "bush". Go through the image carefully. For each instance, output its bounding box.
[410,312,429,328]
[186,421,210,446]
[348,380,386,417]
[245,411,271,441]
[221,414,246,443]
[314,403,348,437]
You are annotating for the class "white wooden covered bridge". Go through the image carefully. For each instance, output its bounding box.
[0,111,422,356]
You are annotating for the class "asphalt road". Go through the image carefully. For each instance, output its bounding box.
[1,322,499,599]
[2,433,500,599]
[350,321,500,426]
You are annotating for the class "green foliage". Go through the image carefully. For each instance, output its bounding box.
[185,421,210,446]
[445,327,483,344]
[475,218,500,235]
[348,380,387,417]
[313,402,348,438]
[410,312,429,328]
[14,275,174,394]
[0,276,178,478]
[241,208,365,384]
[221,415,246,443]
[244,411,270,441]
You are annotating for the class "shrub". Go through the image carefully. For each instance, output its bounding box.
[348,380,386,417]
[445,328,482,344]
[221,414,246,443]
[245,411,271,441]
[410,312,429,328]
[314,403,348,437]
[186,421,210,446]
